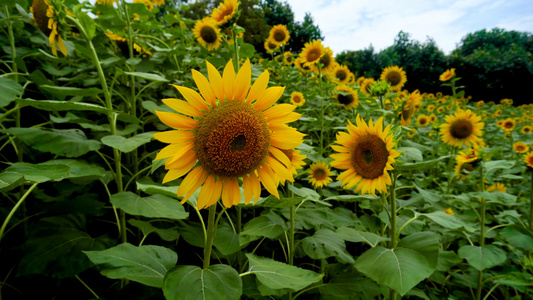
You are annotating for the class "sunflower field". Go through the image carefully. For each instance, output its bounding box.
[1,0,533,299]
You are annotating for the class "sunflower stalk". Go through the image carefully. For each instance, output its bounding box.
[203,204,217,269]
[4,5,17,82]
[475,163,486,300]
[388,172,398,300]
[232,26,240,72]
[0,182,38,245]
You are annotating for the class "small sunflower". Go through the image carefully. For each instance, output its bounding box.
[331,116,400,195]
[501,118,515,131]
[154,59,304,209]
[440,68,455,81]
[330,64,351,84]
[210,0,239,26]
[269,24,290,46]
[427,104,435,112]
[513,141,529,153]
[429,114,437,123]
[436,92,443,98]
[290,91,305,106]
[334,85,358,110]
[487,183,507,193]
[313,46,335,73]
[283,51,294,65]
[282,149,306,176]
[308,161,333,189]
[359,78,375,96]
[454,162,473,180]
[380,66,407,92]
[456,147,480,165]
[32,0,67,57]
[417,115,430,127]
[524,152,533,169]
[440,109,484,147]
[522,126,532,134]
[264,38,279,53]
[442,208,454,215]
[400,90,421,127]
[299,40,324,68]
[193,18,222,51]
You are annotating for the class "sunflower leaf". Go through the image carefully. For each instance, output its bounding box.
[458,245,507,271]
[101,132,156,153]
[0,77,23,107]
[17,99,110,114]
[110,191,188,220]
[301,228,355,263]
[124,72,168,82]
[39,85,102,96]
[396,155,451,171]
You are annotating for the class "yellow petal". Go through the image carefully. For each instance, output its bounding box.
[256,162,279,198]
[162,158,196,184]
[246,71,269,104]
[166,141,195,164]
[181,169,209,204]
[266,156,293,182]
[243,174,254,205]
[57,34,67,56]
[197,174,219,209]
[165,150,196,170]
[162,98,202,117]
[254,87,285,112]
[269,147,291,168]
[206,60,224,102]
[173,85,209,112]
[153,130,194,144]
[249,171,261,204]
[221,177,240,207]
[262,104,295,121]
[192,69,217,107]
[270,128,305,149]
[177,166,207,198]
[155,110,198,130]
[155,143,182,160]
[233,59,251,101]
[222,59,236,101]
[205,176,224,208]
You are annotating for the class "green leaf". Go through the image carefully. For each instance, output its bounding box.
[0,171,25,192]
[7,127,101,157]
[163,264,242,300]
[245,253,323,291]
[128,219,179,242]
[255,195,304,207]
[336,227,389,247]
[302,228,354,263]
[436,250,462,272]
[240,213,286,245]
[0,77,23,107]
[78,11,95,39]
[484,160,515,174]
[124,72,168,82]
[469,191,517,205]
[398,147,423,162]
[40,159,108,181]
[239,43,256,58]
[324,195,379,202]
[419,211,475,232]
[40,85,102,96]
[101,132,155,153]
[214,223,241,256]
[458,245,507,271]
[18,99,110,114]
[1,162,70,185]
[396,155,450,171]
[355,246,433,296]
[136,181,179,198]
[110,192,189,220]
[18,214,113,278]
[499,226,533,250]
[398,232,440,270]
[84,243,177,288]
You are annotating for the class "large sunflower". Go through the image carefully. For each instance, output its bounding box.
[331,116,400,195]
[210,0,239,26]
[154,59,304,209]
[330,64,352,84]
[440,68,455,81]
[269,24,290,46]
[308,161,333,189]
[440,109,484,147]
[193,18,222,51]
[380,66,407,92]
[299,40,324,68]
[32,0,67,57]
[334,85,358,110]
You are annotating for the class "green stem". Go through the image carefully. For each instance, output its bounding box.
[203,204,217,269]
[5,5,17,82]
[232,27,240,72]
[0,105,20,123]
[476,164,486,300]
[236,206,242,269]
[0,183,38,244]
[446,148,457,194]
[289,205,295,266]
[389,173,397,300]
[75,274,100,299]
[318,67,324,152]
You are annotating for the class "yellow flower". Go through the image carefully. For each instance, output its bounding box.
[313,46,335,74]
[193,18,222,51]
[153,59,304,209]
[380,66,407,92]
[334,85,358,110]
[308,161,333,189]
[513,141,529,153]
[442,208,454,215]
[282,149,306,176]
[105,31,152,57]
[283,51,294,65]
[524,152,533,169]
[440,109,484,147]
[299,40,324,68]
[359,78,375,96]
[456,147,480,165]
[331,116,400,195]
[400,90,421,127]
[269,24,290,46]
[522,126,532,134]
[96,0,117,5]
[454,162,473,180]
[32,0,67,57]
[330,64,351,84]
[501,118,515,131]
[210,0,239,26]
[416,114,430,127]
[290,91,305,106]
[440,68,455,81]
[487,183,507,193]
[264,38,279,53]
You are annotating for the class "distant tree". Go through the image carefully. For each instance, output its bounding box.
[336,46,382,79]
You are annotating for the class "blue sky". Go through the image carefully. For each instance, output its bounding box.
[284,0,533,56]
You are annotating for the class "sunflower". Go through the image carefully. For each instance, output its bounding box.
[210,0,239,26]
[282,149,306,176]
[427,104,435,112]
[308,161,333,189]
[32,0,67,57]
[440,109,484,147]
[522,126,532,134]
[476,100,485,106]
[264,38,279,53]
[487,183,507,193]
[380,66,407,92]
[429,114,437,123]
[106,31,152,57]
[436,92,443,98]
[501,118,515,131]
[524,152,533,169]
[331,116,400,195]
[313,46,335,73]
[456,147,480,165]
[513,141,529,153]
[454,162,473,180]
[417,115,430,127]
[359,78,375,96]
[442,208,454,215]
[440,68,455,81]
[356,76,365,85]
[299,40,324,68]
[400,90,421,127]
[290,91,305,106]
[330,64,351,84]
[153,59,304,209]
[283,51,294,65]
[269,24,290,46]
[193,18,222,51]
[334,85,358,110]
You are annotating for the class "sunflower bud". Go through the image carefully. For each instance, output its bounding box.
[370,80,391,97]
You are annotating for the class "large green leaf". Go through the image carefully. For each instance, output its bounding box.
[84,243,177,288]
[40,159,108,181]
[319,268,381,300]
[128,219,179,242]
[40,84,102,96]
[396,155,450,171]
[124,71,169,82]
[436,250,462,272]
[499,226,533,250]
[355,246,433,296]
[245,253,323,291]
[110,192,189,220]
[458,245,507,271]
[163,264,242,300]
[18,214,113,278]
[397,232,440,269]
[101,132,155,153]
[0,77,23,107]
[213,223,241,256]
[255,195,304,208]
[240,212,286,245]
[419,211,476,232]
[18,99,110,114]
[301,228,354,263]
[136,181,179,198]
[484,160,515,174]
[336,227,389,247]
[0,162,70,191]
[7,127,101,157]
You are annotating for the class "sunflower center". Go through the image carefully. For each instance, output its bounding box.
[504,121,513,129]
[336,70,347,81]
[450,119,473,139]
[307,49,321,62]
[313,168,327,180]
[293,96,301,103]
[273,30,286,42]
[402,108,411,121]
[195,101,270,177]
[386,71,401,85]
[268,42,277,50]
[200,25,217,43]
[525,127,531,133]
[319,53,331,68]
[419,117,427,126]
[461,163,473,172]
[338,94,353,105]
[351,134,389,179]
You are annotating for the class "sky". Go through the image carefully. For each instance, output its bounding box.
[284,0,533,56]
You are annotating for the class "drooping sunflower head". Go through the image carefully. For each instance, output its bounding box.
[294,57,311,72]
[299,40,324,67]
[359,78,375,96]
[380,65,407,92]
[210,0,239,27]
[330,115,400,195]
[454,162,473,180]
[399,90,421,127]
[456,147,480,166]
[264,38,279,53]
[308,161,333,189]
[487,183,507,193]
[290,91,306,106]
[193,18,222,51]
[269,24,290,46]
[513,141,529,153]
[522,126,532,134]
[501,118,515,131]
[330,64,351,84]
[417,114,430,127]
[334,85,358,110]
[440,68,455,82]
[440,109,484,147]
[153,59,304,209]
[524,152,533,170]
[32,0,68,57]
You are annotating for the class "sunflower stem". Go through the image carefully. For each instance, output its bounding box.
[476,163,486,300]
[236,206,242,269]
[446,148,457,194]
[203,204,217,269]
[232,26,240,72]
[0,183,38,245]
[4,5,17,82]
[388,173,398,300]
